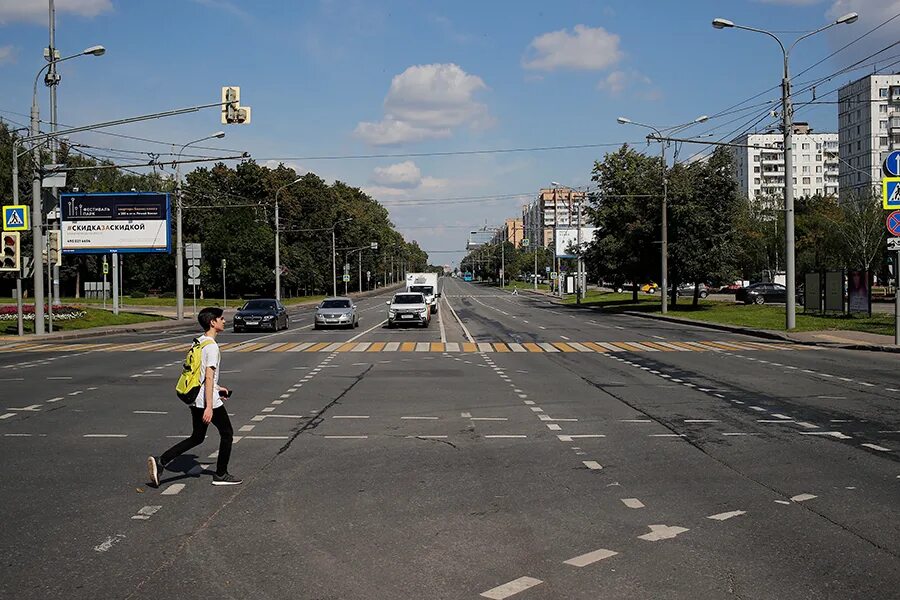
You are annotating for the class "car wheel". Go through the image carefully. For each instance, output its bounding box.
[699,291,709,299]
[284,319,290,330]
[753,295,765,305]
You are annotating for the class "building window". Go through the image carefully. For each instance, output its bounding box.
[881,120,888,130]
[816,166,822,173]
[753,166,760,173]
[802,154,810,161]
[803,177,811,184]
[881,104,889,114]
[882,136,889,147]
[802,166,810,174]
[803,188,811,196]
[816,177,823,183]
[801,143,810,150]
[880,88,889,98]
[815,154,822,161]
[857,141,862,151]
[753,154,760,162]
[754,178,760,184]
[793,177,797,184]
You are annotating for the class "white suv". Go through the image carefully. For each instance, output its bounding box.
[387,292,430,328]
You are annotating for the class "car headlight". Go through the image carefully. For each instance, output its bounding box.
[420,309,428,316]
[234,315,243,321]
[389,309,397,315]
[262,315,274,320]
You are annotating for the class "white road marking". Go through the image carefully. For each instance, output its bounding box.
[563,548,618,567]
[557,434,605,441]
[684,419,719,423]
[861,443,892,452]
[239,425,255,432]
[471,417,508,421]
[4,433,33,437]
[332,415,370,419]
[799,431,851,439]
[582,461,603,470]
[484,435,527,439]
[161,483,186,496]
[722,432,761,436]
[94,533,126,552]
[790,493,817,502]
[771,413,792,420]
[480,576,543,599]
[46,376,72,380]
[324,435,368,439]
[132,505,162,520]
[133,410,168,415]
[523,401,535,405]
[708,510,746,521]
[620,419,652,423]
[461,412,472,418]
[0,413,16,420]
[401,416,439,420]
[406,435,449,439]
[560,335,570,340]
[795,421,819,429]
[758,419,796,424]
[621,498,645,509]
[242,436,290,440]
[649,434,686,438]
[84,434,127,438]
[261,407,275,413]
[638,524,689,541]
[547,424,562,431]
[749,406,766,412]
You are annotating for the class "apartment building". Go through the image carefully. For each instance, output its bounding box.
[521,188,587,249]
[490,218,525,247]
[731,124,839,205]
[837,73,900,196]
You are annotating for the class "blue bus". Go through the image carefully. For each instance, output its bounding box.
[463,272,473,282]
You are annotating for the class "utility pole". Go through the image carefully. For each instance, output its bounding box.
[47,0,61,306]
[576,196,583,304]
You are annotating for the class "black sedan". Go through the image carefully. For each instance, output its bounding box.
[736,283,787,305]
[233,299,290,332]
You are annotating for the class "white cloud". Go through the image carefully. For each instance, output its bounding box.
[371,161,422,188]
[0,0,112,24]
[597,69,661,101]
[826,0,900,69]
[523,25,622,71]
[354,63,491,146]
[0,44,16,65]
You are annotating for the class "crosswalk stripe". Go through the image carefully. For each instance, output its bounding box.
[508,343,527,353]
[337,342,357,352]
[641,341,673,351]
[273,343,300,352]
[384,342,400,352]
[610,342,641,352]
[626,342,658,352]
[477,342,494,352]
[568,342,592,352]
[416,342,430,352]
[493,343,511,352]
[352,342,371,352]
[444,342,460,352]
[430,342,444,352]
[523,342,543,352]
[595,342,624,352]
[552,342,577,352]
[538,343,559,353]
[582,342,608,353]
[367,342,386,352]
[305,342,330,352]
[234,343,267,352]
[668,341,704,351]
[462,342,478,353]
[287,342,314,352]
[323,342,343,352]
[699,341,736,351]
[400,342,416,352]
[653,341,689,351]
[255,343,285,352]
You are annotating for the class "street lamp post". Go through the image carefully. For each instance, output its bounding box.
[330,218,353,297]
[274,177,303,302]
[175,131,225,320]
[28,45,104,334]
[616,115,708,314]
[713,12,858,329]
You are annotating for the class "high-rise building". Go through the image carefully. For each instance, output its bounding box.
[490,218,525,247]
[522,188,586,250]
[837,73,900,197]
[731,124,839,207]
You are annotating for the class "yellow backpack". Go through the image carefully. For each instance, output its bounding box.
[175,338,214,404]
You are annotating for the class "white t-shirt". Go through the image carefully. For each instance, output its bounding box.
[193,335,223,409]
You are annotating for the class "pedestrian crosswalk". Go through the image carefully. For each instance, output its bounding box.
[0,339,817,355]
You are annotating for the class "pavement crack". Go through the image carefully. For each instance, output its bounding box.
[408,435,458,449]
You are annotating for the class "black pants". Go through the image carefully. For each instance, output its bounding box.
[161,406,233,476]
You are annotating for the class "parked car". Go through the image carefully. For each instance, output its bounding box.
[640,283,659,294]
[386,292,430,328]
[314,297,359,329]
[233,298,289,332]
[675,283,709,299]
[736,283,787,305]
[720,282,743,294]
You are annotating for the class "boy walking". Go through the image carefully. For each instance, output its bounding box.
[147,306,242,487]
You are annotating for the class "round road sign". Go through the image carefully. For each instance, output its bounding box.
[188,265,201,279]
[884,151,900,177]
[887,211,900,237]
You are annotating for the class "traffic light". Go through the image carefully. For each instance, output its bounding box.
[1,232,21,272]
[47,230,61,265]
[221,86,251,124]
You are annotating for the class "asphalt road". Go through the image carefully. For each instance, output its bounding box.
[2,277,899,599]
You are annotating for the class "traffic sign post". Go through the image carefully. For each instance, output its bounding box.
[2,205,29,231]
[521,238,530,248]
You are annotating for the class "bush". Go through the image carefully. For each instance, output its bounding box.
[159,292,176,298]
[130,291,147,298]
[0,305,86,321]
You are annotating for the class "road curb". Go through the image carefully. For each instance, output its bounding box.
[621,310,900,353]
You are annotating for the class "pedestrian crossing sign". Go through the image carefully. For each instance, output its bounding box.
[883,178,900,209]
[2,205,28,231]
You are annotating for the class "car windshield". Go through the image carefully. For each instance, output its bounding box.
[243,300,276,310]
[393,295,424,304]
[409,285,433,294]
[321,300,351,309]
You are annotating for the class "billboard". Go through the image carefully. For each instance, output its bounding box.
[847,270,871,316]
[60,192,171,254]
[554,227,597,258]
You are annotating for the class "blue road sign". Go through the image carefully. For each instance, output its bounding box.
[2,205,28,231]
[886,211,900,237]
[884,179,900,210]
[884,151,900,177]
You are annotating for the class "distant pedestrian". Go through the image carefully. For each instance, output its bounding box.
[147,307,242,487]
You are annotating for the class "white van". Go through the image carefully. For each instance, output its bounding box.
[405,272,440,314]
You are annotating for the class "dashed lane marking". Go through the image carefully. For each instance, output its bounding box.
[707,510,746,521]
[480,577,543,599]
[563,548,618,567]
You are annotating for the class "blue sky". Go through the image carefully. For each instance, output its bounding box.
[1,0,896,267]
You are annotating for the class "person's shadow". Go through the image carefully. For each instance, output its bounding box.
[154,454,214,486]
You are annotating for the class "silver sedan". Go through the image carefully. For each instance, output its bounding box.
[314,297,359,329]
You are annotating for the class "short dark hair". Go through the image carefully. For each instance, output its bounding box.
[198,307,224,331]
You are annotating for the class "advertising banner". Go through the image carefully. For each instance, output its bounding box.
[847,270,871,315]
[824,270,844,313]
[803,272,821,312]
[554,227,597,258]
[60,192,170,254]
